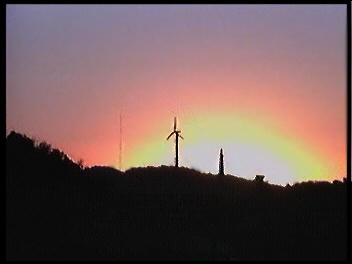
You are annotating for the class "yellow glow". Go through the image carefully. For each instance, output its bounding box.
[124,110,335,185]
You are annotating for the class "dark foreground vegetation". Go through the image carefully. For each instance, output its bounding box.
[6,131,348,260]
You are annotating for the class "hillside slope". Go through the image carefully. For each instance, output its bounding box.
[6,131,348,260]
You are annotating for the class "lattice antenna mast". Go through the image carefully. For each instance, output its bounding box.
[119,112,123,170]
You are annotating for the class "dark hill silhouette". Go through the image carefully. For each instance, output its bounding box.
[6,131,348,260]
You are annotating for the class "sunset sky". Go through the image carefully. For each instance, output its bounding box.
[6,4,347,185]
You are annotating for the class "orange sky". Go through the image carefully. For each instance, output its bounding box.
[6,5,347,184]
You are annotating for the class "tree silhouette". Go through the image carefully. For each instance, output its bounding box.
[6,131,348,261]
[38,141,52,154]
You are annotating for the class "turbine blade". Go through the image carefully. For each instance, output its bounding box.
[166,132,174,140]
[179,134,184,140]
[174,117,177,131]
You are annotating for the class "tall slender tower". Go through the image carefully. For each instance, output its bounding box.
[219,148,224,176]
[119,112,122,170]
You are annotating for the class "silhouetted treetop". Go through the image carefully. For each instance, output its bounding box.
[6,131,348,261]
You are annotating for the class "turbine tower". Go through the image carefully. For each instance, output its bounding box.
[166,117,184,167]
[219,148,224,176]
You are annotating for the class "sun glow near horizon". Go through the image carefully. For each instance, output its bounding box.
[123,110,336,185]
[6,5,346,185]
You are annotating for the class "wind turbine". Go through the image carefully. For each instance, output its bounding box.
[166,117,184,167]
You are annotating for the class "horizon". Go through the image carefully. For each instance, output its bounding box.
[6,129,347,188]
[6,4,347,185]
[6,126,348,261]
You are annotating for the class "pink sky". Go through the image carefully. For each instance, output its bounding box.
[6,5,347,184]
